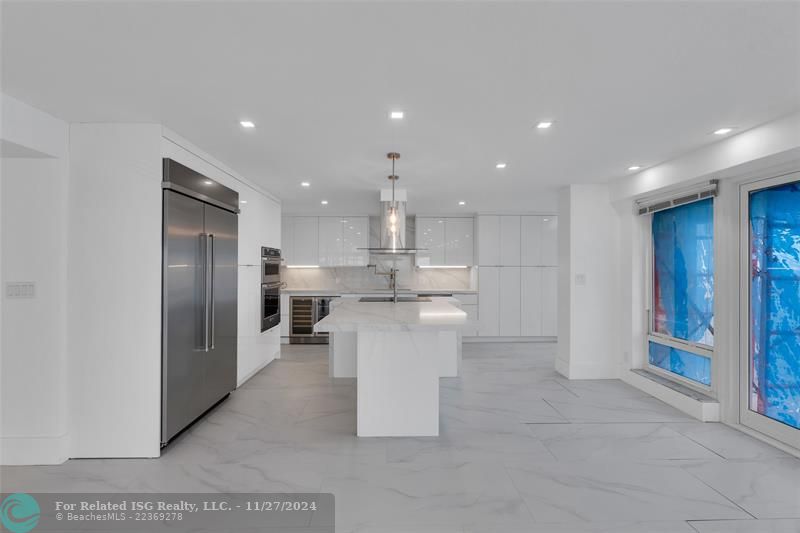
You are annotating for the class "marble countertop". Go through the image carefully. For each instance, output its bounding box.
[314,299,470,332]
[284,288,478,296]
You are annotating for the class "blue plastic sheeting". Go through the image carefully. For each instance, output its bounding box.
[648,341,711,386]
[749,180,800,430]
[652,199,715,347]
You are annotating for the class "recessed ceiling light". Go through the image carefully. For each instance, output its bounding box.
[301,181,310,188]
[495,162,507,169]
[458,201,466,206]
[536,121,553,129]
[239,120,255,128]
[203,180,214,185]
[627,165,641,171]
[240,200,248,205]
[713,127,733,135]
[390,111,404,119]
[321,200,328,205]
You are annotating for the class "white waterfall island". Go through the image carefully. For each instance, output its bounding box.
[314,299,468,437]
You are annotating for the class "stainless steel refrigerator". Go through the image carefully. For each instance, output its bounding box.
[161,159,238,445]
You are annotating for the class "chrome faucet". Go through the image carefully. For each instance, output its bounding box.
[367,264,400,303]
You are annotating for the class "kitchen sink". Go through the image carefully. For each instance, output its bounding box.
[359,296,432,303]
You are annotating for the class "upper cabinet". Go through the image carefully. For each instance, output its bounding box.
[416,217,446,265]
[416,216,474,266]
[499,216,521,266]
[521,215,558,266]
[282,215,368,267]
[291,216,320,266]
[478,214,558,267]
[341,216,369,266]
[477,215,521,265]
[476,215,500,265]
[318,217,343,267]
[444,217,474,266]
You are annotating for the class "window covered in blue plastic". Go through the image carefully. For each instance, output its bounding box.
[749,180,800,430]
[648,342,711,386]
[652,198,715,346]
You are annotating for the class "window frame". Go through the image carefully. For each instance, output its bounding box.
[739,172,800,449]
[645,199,715,394]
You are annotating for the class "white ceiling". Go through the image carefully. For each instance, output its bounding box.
[2,1,799,214]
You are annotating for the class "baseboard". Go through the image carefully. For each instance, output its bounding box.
[555,357,570,378]
[621,368,720,421]
[1,433,70,465]
[237,354,278,387]
[556,359,618,380]
[463,336,557,343]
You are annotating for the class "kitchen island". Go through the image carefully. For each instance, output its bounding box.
[314,299,468,437]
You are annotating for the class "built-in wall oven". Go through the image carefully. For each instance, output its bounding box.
[261,247,281,332]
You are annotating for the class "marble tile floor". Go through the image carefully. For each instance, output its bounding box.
[2,343,799,532]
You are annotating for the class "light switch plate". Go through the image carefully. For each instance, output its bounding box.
[5,282,36,298]
[574,274,587,286]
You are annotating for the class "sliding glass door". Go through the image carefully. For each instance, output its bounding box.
[741,174,800,448]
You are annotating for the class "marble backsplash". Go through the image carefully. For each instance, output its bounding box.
[282,255,474,292]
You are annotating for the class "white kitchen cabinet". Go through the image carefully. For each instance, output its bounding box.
[284,215,368,267]
[499,216,521,266]
[477,215,500,266]
[445,217,474,266]
[475,213,557,337]
[478,267,500,336]
[416,217,446,266]
[498,267,521,336]
[541,266,558,336]
[318,217,343,267]
[342,216,369,266]
[290,216,319,266]
[521,216,542,266]
[541,216,558,266]
[521,215,559,266]
[281,217,295,265]
[461,303,479,336]
[521,267,543,336]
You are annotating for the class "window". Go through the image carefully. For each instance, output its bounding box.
[748,180,800,430]
[648,198,714,388]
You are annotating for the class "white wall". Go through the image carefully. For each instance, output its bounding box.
[69,123,163,458]
[0,95,70,465]
[161,130,282,386]
[556,185,620,379]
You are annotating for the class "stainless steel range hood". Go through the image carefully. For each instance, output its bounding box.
[360,152,425,256]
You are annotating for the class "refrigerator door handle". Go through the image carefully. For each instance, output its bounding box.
[209,233,216,350]
[202,232,210,352]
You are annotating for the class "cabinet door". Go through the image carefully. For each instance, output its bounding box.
[445,217,474,266]
[317,217,343,266]
[461,304,479,336]
[521,216,542,266]
[342,216,369,266]
[281,217,294,265]
[541,216,558,266]
[499,216,521,266]
[292,216,319,266]
[521,267,543,336]
[478,266,499,336]
[416,217,446,266]
[477,215,500,266]
[498,266,521,336]
[541,266,558,336]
